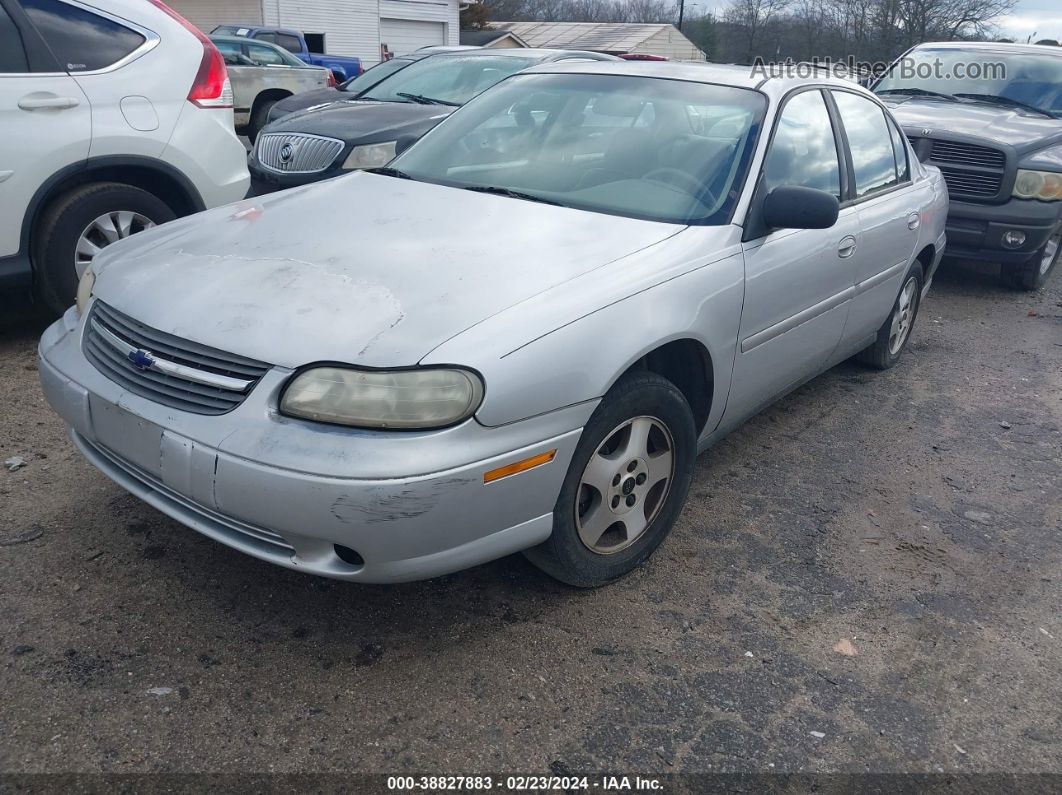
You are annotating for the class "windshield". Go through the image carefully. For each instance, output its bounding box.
[389,73,766,225]
[362,54,539,106]
[875,47,1062,118]
[340,57,413,93]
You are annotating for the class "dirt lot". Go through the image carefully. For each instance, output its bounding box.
[1,260,1060,777]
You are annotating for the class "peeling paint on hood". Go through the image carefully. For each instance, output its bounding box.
[91,173,681,369]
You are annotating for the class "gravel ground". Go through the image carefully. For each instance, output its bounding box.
[1,259,1060,776]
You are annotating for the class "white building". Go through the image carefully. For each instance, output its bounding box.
[170,0,463,66]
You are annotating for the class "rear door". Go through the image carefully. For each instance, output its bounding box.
[829,89,920,345]
[20,0,172,158]
[0,0,89,259]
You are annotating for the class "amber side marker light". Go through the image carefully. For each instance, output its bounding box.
[483,450,557,483]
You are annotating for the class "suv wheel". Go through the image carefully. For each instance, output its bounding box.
[856,263,923,370]
[523,371,696,588]
[34,182,175,316]
[1003,228,1061,292]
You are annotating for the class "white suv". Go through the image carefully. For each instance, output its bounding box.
[0,0,249,314]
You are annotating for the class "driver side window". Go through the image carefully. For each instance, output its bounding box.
[764,90,841,199]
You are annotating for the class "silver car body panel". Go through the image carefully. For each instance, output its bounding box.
[225,62,331,128]
[39,61,949,582]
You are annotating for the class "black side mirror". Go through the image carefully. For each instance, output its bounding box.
[394,134,418,156]
[762,186,839,230]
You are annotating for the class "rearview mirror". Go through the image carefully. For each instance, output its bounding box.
[762,186,839,230]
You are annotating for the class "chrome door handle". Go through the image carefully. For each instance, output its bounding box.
[18,96,80,110]
[907,212,920,230]
[837,235,858,258]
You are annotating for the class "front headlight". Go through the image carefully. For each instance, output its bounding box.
[280,366,484,429]
[75,263,95,315]
[1013,169,1062,200]
[342,141,397,170]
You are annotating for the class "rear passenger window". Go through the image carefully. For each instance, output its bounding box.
[764,90,841,198]
[832,91,900,197]
[888,118,910,182]
[0,5,28,72]
[23,0,145,72]
[276,33,301,53]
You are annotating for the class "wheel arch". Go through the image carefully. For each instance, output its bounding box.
[621,338,714,436]
[252,88,294,113]
[22,156,205,273]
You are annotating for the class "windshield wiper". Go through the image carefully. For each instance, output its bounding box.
[463,185,564,206]
[396,92,460,107]
[952,93,1056,119]
[364,166,414,180]
[877,88,958,102]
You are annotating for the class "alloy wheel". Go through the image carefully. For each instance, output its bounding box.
[75,211,156,278]
[888,277,918,356]
[1040,231,1061,277]
[575,415,675,554]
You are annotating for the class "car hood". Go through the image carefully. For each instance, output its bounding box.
[269,87,344,120]
[884,97,1062,152]
[262,99,456,143]
[90,173,682,369]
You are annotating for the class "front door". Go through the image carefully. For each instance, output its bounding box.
[727,88,855,419]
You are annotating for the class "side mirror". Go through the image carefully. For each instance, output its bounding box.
[394,134,418,156]
[762,186,839,230]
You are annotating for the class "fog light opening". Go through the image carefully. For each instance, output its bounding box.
[1002,230,1026,249]
[334,544,365,567]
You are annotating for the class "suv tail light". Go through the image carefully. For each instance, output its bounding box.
[145,0,233,109]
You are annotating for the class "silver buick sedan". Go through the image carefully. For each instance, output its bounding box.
[39,61,948,587]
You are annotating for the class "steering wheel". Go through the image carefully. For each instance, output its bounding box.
[643,167,715,206]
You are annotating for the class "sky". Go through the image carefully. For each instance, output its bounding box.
[683,0,1062,43]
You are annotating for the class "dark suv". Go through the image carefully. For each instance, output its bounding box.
[875,42,1062,290]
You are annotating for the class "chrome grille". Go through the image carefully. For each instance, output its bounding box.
[937,165,1003,198]
[255,132,344,174]
[929,140,1006,169]
[83,301,269,415]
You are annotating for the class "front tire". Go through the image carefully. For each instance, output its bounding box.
[856,263,923,370]
[248,98,281,143]
[523,371,696,588]
[1003,228,1060,292]
[33,182,175,316]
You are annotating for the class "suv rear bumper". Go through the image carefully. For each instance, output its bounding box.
[944,197,1062,264]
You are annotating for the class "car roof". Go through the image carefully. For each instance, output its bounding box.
[911,41,1062,57]
[518,59,867,98]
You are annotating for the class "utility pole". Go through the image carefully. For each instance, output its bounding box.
[678,0,685,31]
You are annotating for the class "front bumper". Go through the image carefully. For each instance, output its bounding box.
[944,196,1062,264]
[38,308,588,583]
[248,156,348,194]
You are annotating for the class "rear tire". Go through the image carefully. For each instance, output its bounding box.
[33,182,174,316]
[856,263,923,371]
[523,371,696,588]
[1002,228,1060,291]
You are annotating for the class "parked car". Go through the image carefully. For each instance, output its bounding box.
[875,42,1062,290]
[210,34,333,141]
[40,61,947,587]
[265,48,470,124]
[248,49,618,193]
[0,0,249,315]
[210,24,361,82]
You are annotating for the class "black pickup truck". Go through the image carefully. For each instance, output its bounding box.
[875,42,1062,290]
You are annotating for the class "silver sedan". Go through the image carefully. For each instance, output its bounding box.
[39,61,948,587]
